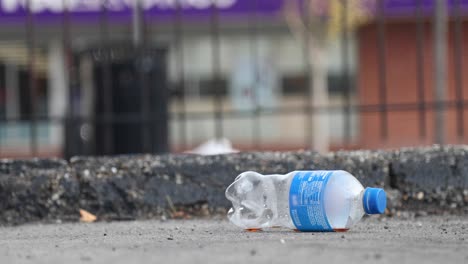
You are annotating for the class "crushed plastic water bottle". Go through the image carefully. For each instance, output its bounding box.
[225,170,387,232]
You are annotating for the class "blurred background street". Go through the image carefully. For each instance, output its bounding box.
[0,0,467,158]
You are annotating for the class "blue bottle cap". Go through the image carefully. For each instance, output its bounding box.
[363,188,387,214]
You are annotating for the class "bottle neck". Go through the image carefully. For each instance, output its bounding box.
[359,189,366,215]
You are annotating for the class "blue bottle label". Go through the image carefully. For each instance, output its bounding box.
[289,171,333,232]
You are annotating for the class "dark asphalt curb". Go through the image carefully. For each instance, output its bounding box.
[1,145,467,225]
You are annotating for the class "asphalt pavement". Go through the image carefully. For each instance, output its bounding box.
[1,216,467,264]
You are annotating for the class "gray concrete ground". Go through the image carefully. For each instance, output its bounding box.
[1,216,467,264]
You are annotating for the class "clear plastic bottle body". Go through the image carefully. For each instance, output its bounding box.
[225,170,367,231]
[323,170,366,230]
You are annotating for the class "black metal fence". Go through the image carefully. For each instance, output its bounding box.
[0,0,466,158]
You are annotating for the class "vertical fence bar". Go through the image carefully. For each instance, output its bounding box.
[377,0,388,140]
[26,0,38,156]
[433,0,448,145]
[416,0,427,139]
[211,0,223,140]
[132,0,143,47]
[0,63,4,155]
[134,0,151,153]
[0,65,3,155]
[174,0,187,151]
[341,0,352,145]
[62,0,76,157]
[453,0,464,140]
[302,0,313,149]
[248,0,261,149]
[100,0,114,154]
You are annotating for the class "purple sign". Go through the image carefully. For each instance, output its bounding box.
[381,0,468,16]
[1,0,468,23]
[0,0,283,23]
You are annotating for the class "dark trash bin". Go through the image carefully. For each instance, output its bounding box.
[64,46,168,158]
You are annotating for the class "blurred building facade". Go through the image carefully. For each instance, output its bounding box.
[0,0,358,157]
[0,0,467,157]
